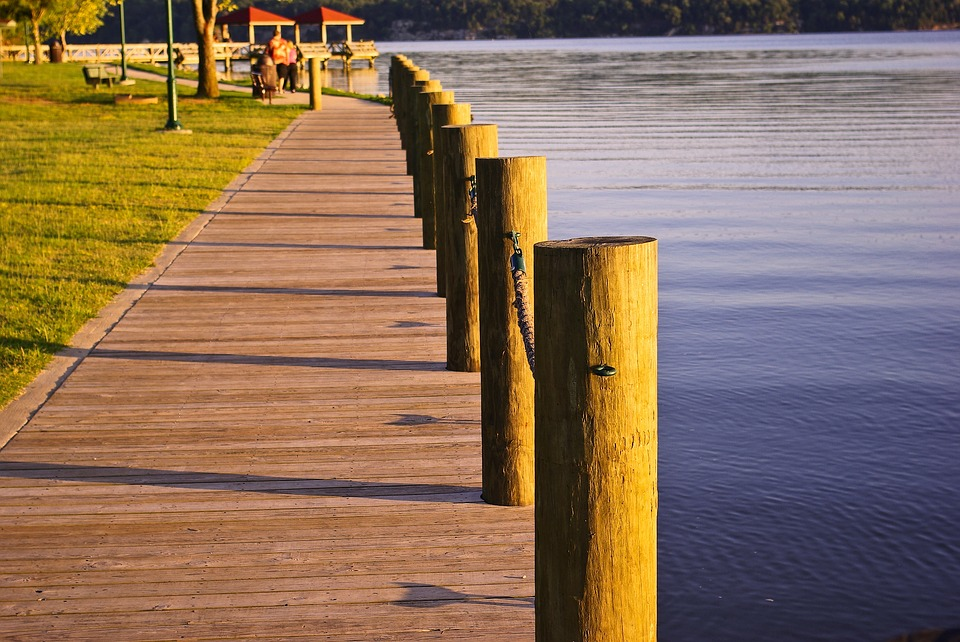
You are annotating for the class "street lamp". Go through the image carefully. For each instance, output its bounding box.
[119,0,127,82]
[164,0,183,130]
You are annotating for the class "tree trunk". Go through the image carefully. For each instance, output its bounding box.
[29,14,43,64]
[192,0,220,98]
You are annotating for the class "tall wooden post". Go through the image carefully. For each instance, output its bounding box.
[409,80,444,224]
[431,103,472,297]
[475,157,547,506]
[396,63,422,152]
[405,72,431,177]
[438,124,497,372]
[393,60,420,149]
[389,54,407,103]
[413,79,443,134]
[534,236,658,642]
[309,57,322,111]
[415,89,455,248]
[392,61,412,142]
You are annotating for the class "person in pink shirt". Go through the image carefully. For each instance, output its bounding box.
[286,44,300,92]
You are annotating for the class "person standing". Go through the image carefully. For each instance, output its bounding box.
[286,44,300,92]
[268,29,288,94]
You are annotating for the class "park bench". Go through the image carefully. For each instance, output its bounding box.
[82,64,120,88]
[251,70,277,104]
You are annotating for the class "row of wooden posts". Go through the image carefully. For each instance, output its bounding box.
[389,55,659,641]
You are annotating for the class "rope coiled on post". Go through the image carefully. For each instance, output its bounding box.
[512,268,536,376]
[508,232,535,376]
[464,175,478,222]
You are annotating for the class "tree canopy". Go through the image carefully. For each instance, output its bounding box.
[1,0,112,62]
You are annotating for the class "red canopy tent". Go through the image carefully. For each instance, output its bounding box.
[217,7,295,43]
[293,7,366,44]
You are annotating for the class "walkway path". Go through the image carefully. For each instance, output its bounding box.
[0,97,535,639]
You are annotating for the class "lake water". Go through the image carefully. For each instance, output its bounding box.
[370,33,960,640]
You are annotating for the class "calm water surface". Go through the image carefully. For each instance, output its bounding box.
[376,33,960,640]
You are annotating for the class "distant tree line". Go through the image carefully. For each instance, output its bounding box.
[9,0,959,51]
[258,0,957,40]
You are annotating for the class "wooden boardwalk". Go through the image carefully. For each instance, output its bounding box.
[0,97,535,640]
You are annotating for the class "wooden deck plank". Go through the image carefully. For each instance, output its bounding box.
[0,602,533,641]
[0,96,535,640]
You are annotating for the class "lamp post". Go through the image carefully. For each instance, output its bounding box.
[164,0,182,130]
[119,0,128,82]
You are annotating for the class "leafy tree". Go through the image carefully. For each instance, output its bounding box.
[48,0,110,46]
[0,0,111,62]
[2,0,57,62]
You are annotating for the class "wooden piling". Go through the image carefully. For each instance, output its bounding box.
[394,62,421,152]
[404,72,431,177]
[389,55,407,101]
[415,89,455,248]
[309,58,322,111]
[392,62,413,145]
[431,103,472,297]
[438,124,498,372]
[533,236,658,642]
[409,80,445,215]
[475,157,547,506]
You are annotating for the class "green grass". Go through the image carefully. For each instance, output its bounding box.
[0,62,304,408]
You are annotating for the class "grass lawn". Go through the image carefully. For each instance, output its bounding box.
[0,62,304,409]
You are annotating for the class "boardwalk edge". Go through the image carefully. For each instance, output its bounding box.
[0,145,270,449]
